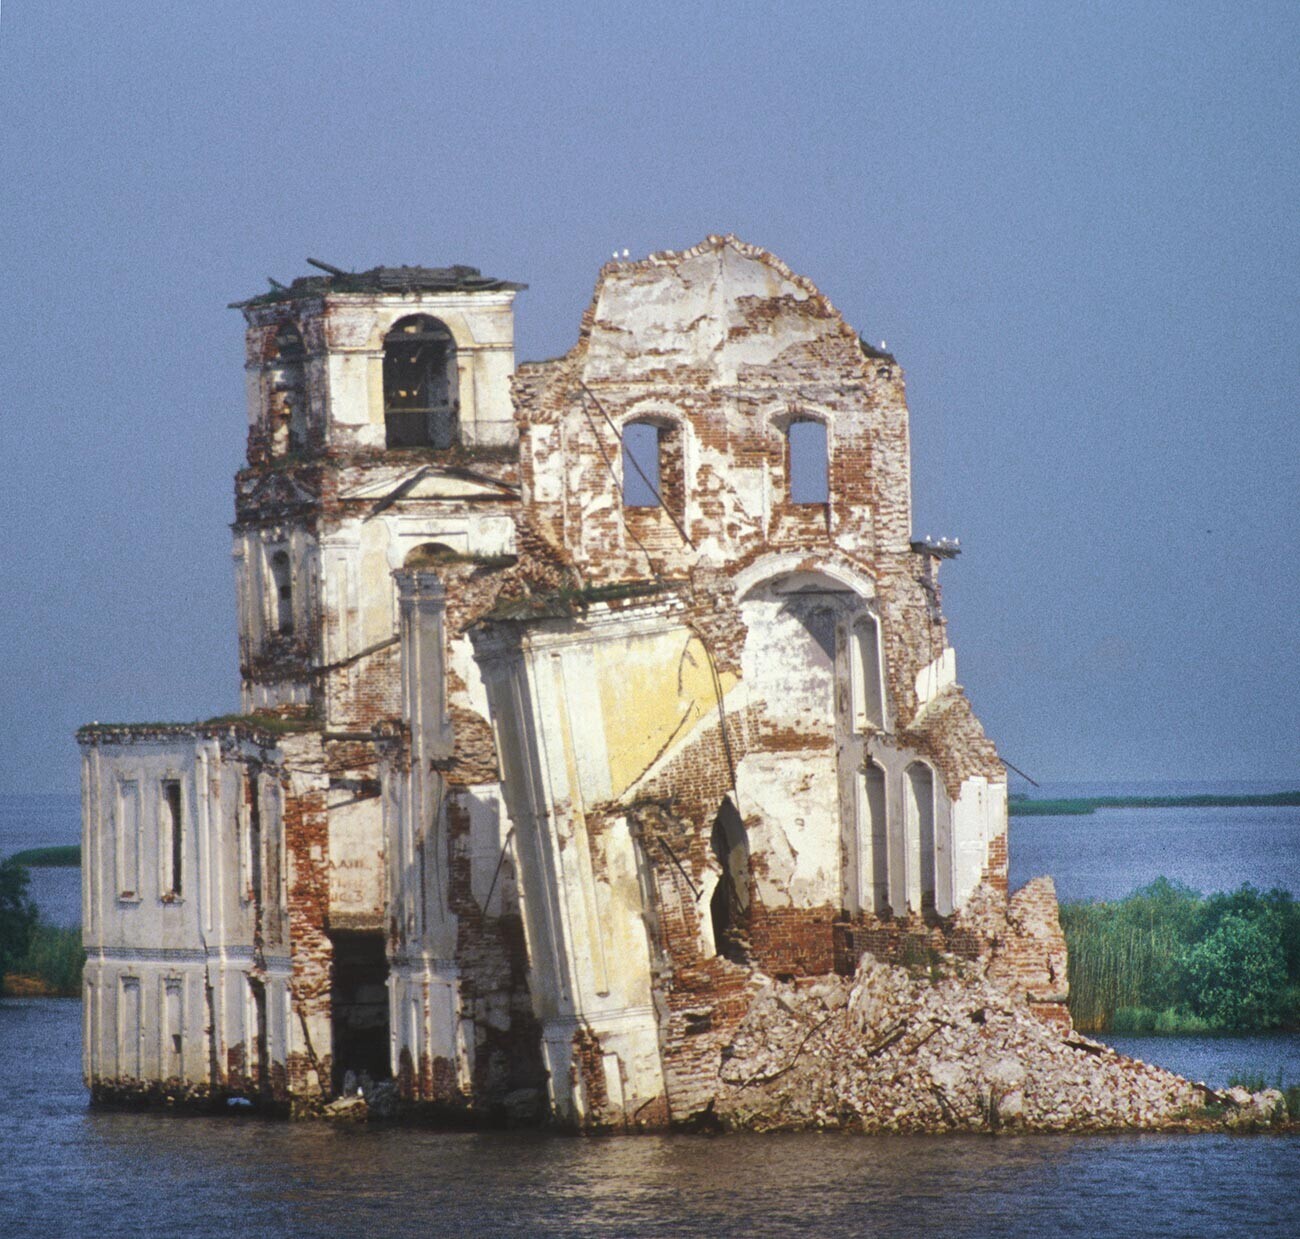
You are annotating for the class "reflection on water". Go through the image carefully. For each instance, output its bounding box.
[3,999,1299,1239]
[5,789,1300,1235]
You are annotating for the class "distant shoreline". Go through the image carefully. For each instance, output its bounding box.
[1010,792,1300,817]
[6,845,80,867]
[7,794,1300,849]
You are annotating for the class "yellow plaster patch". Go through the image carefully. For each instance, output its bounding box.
[597,632,736,798]
[359,547,393,644]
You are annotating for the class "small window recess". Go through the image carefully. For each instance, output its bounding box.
[787,419,829,504]
[906,762,936,913]
[383,315,458,449]
[116,778,142,902]
[270,549,293,635]
[161,779,183,899]
[851,613,886,731]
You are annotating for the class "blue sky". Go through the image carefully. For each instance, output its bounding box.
[1,1,1296,793]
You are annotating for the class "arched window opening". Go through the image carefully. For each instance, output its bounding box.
[402,542,458,570]
[860,762,889,914]
[709,798,751,964]
[787,419,828,504]
[274,321,305,362]
[622,422,661,507]
[906,763,936,913]
[270,549,294,635]
[272,323,307,453]
[851,614,885,731]
[621,417,685,521]
[383,315,458,449]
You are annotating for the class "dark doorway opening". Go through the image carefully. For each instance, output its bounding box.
[248,976,269,1095]
[709,798,751,964]
[329,931,391,1094]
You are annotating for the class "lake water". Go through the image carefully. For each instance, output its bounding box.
[2,794,82,927]
[1,998,1297,1239]
[3,785,1300,1235]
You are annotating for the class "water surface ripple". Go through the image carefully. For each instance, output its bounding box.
[3,1000,1298,1238]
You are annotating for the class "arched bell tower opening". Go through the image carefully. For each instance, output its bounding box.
[271,322,307,454]
[383,314,458,449]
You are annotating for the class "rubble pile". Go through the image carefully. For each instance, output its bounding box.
[713,955,1289,1133]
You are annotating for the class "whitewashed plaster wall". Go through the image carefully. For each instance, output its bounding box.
[473,611,678,1125]
[80,734,294,1094]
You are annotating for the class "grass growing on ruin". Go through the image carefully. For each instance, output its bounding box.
[1061,879,1300,1034]
[1228,1073,1300,1120]
[202,712,320,735]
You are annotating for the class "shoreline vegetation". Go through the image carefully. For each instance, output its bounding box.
[1063,879,1300,1035]
[1010,790,1300,816]
[8,845,80,867]
[0,857,81,998]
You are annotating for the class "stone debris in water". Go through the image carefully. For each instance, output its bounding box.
[713,954,1288,1133]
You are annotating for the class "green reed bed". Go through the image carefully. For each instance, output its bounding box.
[1061,878,1300,1034]
[1,857,83,996]
[15,922,83,995]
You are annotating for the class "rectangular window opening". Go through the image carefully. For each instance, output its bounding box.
[788,420,829,504]
[248,773,263,903]
[117,780,141,899]
[271,549,294,636]
[622,422,661,507]
[162,779,183,897]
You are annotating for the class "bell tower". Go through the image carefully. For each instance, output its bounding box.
[229,262,525,720]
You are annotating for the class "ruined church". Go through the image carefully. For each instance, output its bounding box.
[79,236,1058,1128]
